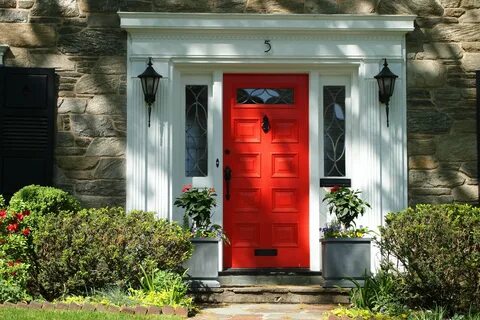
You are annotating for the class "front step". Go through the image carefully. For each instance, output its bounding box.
[190,271,349,304]
[191,285,350,304]
[218,269,324,286]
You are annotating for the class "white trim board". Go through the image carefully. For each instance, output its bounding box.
[121,13,415,272]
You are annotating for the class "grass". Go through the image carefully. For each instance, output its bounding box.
[0,307,181,320]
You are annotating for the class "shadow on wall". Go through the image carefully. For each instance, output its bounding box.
[4,0,128,208]
[1,0,478,207]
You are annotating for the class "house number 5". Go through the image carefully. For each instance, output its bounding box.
[264,40,272,53]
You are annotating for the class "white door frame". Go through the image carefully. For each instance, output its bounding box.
[120,13,415,271]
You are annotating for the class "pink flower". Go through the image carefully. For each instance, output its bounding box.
[22,210,30,216]
[0,210,6,219]
[15,213,24,221]
[182,184,192,193]
[330,185,341,193]
[22,228,31,237]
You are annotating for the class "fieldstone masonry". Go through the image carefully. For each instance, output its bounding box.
[0,0,478,207]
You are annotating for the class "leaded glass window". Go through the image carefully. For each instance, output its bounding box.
[185,85,208,177]
[237,88,294,104]
[323,86,346,177]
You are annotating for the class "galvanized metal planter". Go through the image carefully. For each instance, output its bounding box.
[184,238,220,288]
[321,238,372,288]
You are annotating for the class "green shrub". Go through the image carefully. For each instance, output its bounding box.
[31,208,193,300]
[9,185,80,219]
[0,195,5,209]
[379,204,480,314]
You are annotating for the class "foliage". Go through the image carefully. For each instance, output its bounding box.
[378,204,480,314]
[321,220,369,238]
[325,307,404,320]
[0,195,5,209]
[349,270,408,316]
[0,306,180,320]
[8,185,80,227]
[30,208,192,300]
[410,307,448,320]
[136,267,193,308]
[174,185,227,241]
[0,207,33,303]
[322,186,371,230]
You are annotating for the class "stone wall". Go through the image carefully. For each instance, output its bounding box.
[0,0,478,207]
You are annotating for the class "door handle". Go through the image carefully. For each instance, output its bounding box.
[224,166,232,200]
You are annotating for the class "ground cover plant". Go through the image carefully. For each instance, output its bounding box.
[0,306,181,320]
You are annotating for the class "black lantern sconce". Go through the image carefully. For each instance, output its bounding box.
[138,57,163,127]
[374,59,398,127]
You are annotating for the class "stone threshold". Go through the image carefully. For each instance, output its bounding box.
[0,301,188,317]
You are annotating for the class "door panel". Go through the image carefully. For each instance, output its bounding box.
[223,74,309,269]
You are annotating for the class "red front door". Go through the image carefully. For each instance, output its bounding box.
[223,74,309,269]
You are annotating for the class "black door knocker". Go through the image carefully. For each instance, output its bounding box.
[262,114,270,133]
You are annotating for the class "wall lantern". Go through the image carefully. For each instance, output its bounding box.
[137,57,162,127]
[374,59,398,127]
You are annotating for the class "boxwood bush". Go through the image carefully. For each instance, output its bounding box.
[379,204,480,313]
[31,208,193,300]
[9,185,80,219]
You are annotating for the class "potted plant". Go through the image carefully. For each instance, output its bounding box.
[321,185,371,287]
[174,184,226,287]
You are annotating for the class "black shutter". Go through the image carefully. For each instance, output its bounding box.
[0,66,56,200]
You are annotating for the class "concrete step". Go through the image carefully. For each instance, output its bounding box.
[218,269,324,286]
[218,274,324,286]
[191,285,350,304]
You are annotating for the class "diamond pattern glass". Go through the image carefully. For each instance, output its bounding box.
[237,88,294,104]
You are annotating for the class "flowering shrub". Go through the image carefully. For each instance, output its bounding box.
[174,185,227,241]
[0,205,32,302]
[322,186,370,238]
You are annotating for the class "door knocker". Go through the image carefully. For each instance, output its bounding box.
[262,114,270,133]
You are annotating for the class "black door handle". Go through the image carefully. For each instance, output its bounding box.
[224,166,232,200]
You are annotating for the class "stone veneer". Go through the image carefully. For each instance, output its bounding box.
[0,0,478,207]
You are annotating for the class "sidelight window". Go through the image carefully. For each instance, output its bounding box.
[185,85,208,177]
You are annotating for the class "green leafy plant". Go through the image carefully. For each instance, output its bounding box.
[411,306,448,320]
[30,208,192,300]
[9,185,80,216]
[349,270,408,316]
[0,195,5,209]
[136,266,193,308]
[379,204,480,314]
[174,185,226,241]
[322,186,370,238]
